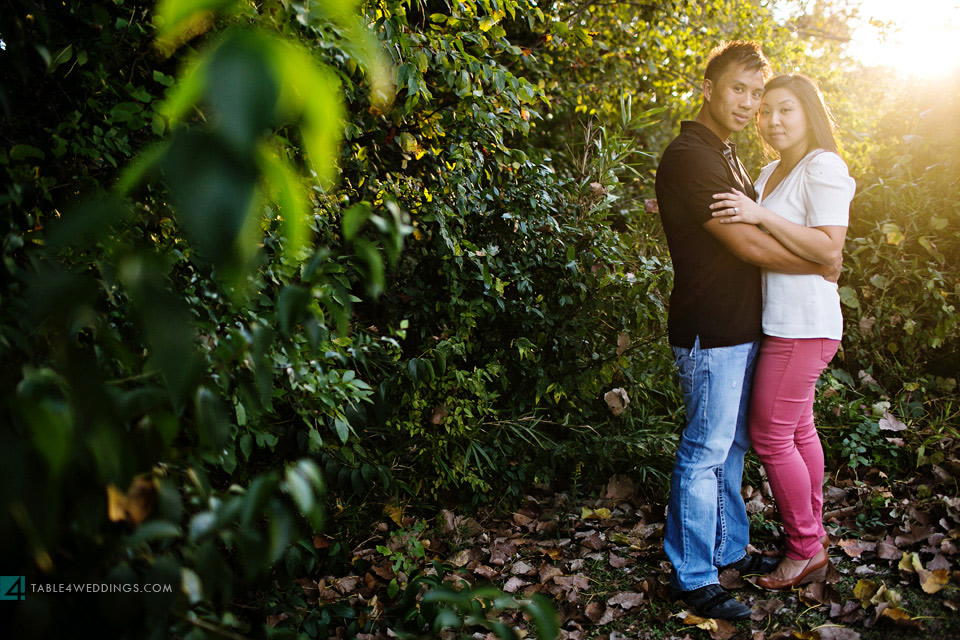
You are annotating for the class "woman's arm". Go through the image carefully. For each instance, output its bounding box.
[709,188,845,265]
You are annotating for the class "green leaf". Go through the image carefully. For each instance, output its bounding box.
[127,521,182,546]
[271,41,344,190]
[46,198,128,251]
[524,594,560,640]
[47,44,73,74]
[207,32,279,153]
[277,286,310,336]
[342,202,373,241]
[9,145,45,161]
[161,129,259,269]
[354,238,385,297]
[334,416,351,443]
[155,0,241,51]
[157,53,207,127]
[259,146,309,258]
[194,386,229,451]
[881,222,903,246]
[153,70,175,87]
[839,286,860,309]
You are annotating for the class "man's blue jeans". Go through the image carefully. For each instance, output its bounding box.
[665,337,759,591]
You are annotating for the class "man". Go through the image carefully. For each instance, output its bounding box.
[654,41,840,620]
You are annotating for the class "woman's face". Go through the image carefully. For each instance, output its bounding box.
[759,87,811,157]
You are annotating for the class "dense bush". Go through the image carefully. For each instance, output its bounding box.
[2,0,958,638]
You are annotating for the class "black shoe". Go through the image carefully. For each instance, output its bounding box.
[720,554,779,576]
[672,584,751,621]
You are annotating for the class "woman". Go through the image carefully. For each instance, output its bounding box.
[709,74,856,590]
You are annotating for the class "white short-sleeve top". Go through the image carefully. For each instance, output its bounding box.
[754,150,856,340]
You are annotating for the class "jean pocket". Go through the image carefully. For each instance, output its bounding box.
[672,338,700,384]
[820,339,839,365]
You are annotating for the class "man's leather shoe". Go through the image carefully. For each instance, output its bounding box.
[757,552,829,590]
[720,554,779,576]
[672,584,751,621]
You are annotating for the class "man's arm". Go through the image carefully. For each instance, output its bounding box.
[704,218,840,281]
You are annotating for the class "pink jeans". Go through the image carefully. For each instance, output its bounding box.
[749,336,839,560]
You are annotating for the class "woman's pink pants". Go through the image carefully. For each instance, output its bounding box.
[749,336,839,560]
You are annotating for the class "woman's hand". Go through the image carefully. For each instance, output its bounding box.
[710,188,767,225]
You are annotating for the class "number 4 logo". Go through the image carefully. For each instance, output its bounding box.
[1,576,26,601]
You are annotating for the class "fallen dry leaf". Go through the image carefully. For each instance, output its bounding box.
[597,606,621,625]
[107,474,157,524]
[709,619,738,640]
[584,601,604,623]
[606,592,644,610]
[751,598,783,621]
[371,563,395,580]
[839,539,864,558]
[430,405,449,425]
[918,567,949,594]
[876,538,899,560]
[616,333,631,356]
[829,601,862,623]
[608,553,630,568]
[333,576,360,594]
[473,564,498,580]
[879,606,922,628]
[605,474,637,500]
[898,552,923,573]
[680,613,718,631]
[719,568,745,589]
[502,577,528,593]
[878,411,907,432]
[603,388,630,417]
[582,507,612,521]
[540,565,563,582]
[383,499,403,526]
[580,531,604,550]
[853,579,878,603]
[510,560,535,576]
[814,626,861,640]
[928,554,952,571]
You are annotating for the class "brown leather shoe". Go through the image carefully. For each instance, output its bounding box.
[757,551,829,590]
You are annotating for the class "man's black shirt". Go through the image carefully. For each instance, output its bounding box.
[655,121,762,349]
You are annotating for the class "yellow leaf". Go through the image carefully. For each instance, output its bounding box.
[107,485,128,522]
[919,568,949,594]
[383,499,403,526]
[853,579,879,603]
[106,475,157,524]
[898,552,923,573]
[882,223,904,245]
[880,607,913,622]
[681,613,717,630]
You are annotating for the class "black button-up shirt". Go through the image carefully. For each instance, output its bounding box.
[654,121,762,349]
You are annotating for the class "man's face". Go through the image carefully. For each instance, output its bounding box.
[702,63,766,141]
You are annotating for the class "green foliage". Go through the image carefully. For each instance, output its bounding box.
[422,586,559,640]
[3,0,960,636]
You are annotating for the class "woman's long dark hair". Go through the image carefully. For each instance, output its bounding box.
[760,74,841,156]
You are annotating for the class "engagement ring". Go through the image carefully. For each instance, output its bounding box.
[734,207,738,213]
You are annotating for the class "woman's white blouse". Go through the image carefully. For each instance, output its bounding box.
[753,150,856,340]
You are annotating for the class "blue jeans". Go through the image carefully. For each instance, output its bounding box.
[665,337,759,591]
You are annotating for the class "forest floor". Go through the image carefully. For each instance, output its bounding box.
[291,461,960,640]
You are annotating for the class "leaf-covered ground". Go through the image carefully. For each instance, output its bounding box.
[287,461,960,640]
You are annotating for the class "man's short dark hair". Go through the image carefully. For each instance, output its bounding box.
[704,41,772,83]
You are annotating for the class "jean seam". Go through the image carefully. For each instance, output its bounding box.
[677,339,705,580]
[715,463,726,565]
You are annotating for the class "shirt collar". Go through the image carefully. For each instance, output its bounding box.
[680,120,730,152]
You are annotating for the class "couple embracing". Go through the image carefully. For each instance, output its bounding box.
[655,41,856,620]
